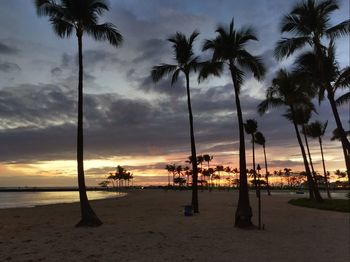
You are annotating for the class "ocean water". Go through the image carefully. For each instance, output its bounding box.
[0,191,125,209]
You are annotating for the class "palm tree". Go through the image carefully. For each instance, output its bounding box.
[275,0,350,175]
[35,0,122,227]
[285,106,317,180]
[305,120,331,198]
[258,69,323,202]
[165,164,176,186]
[151,31,201,213]
[200,19,265,228]
[244,119,258,196]
[335,66,350,106]
[215,165,224,187]
[203,154,213,169]
[254,131,271,195]
[197,155,204,181]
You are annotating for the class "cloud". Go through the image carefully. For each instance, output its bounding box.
[0,42,19,55]
[0,61,21,73]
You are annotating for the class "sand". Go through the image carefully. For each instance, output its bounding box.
[0,189,349,262]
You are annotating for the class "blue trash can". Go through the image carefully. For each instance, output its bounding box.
[184,205,193,216]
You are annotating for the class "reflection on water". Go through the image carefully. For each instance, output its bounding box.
[0,191,125,209]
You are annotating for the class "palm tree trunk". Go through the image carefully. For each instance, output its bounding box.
[185,73,199,213]
[263,145,271,196]
[302,125,316,175]
[290,107,322,202]
[229,64,252,228]
[252,134,258,197]
[326,88,350,182]
[319,137,331,199]
[302,125,320,191]
[75,31,102,227]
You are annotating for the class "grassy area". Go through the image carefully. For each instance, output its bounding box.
[288,198,350,213]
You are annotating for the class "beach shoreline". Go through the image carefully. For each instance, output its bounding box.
[0,189,349,262]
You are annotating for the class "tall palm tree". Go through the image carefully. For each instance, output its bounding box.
[258,69,323,202]
[200,19,265,228]
[254,131,271,195]
[305,120,331,198]
[35,0,122,227]
[244,119,258,196]
[275,0,350,175]
[151,31,201,213]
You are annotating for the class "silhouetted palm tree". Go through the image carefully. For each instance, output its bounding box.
[335,67,350,106]
[215,165,224,187]
[305,120,331,198]
[254,131,271,195]
[258,69,322,202]
[197,155,204,181]
[244,119,258,196]
[35,0,122,227]
[285,106,317,179]
[165,164,176,186]
[275,0,350,175]
[203,154,213,169]
[200,19,265,228]
[151,31,201,213]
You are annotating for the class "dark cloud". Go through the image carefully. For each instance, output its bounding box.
[0,61,21,73]
[0,42,19,55]
[133,38,170,64]
[50,67,62,77]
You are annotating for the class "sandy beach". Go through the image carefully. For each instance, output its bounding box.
[0,189,349,262]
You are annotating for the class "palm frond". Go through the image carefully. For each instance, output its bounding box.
[89,0,109,15]
[189,30,200,45]
[171,68,182,86]
[237,50,265,80]
[35,0,63,17]
[336,92,350,106]
[202,39,216,52]
[326,19,350,38]
[187,56,202,73]
[318,0,339,16]
[151,64,177,83]
[50,17,74,37]
[280,14,309,35]
[334,66,350,90]
[198,61,224,82]
[237,26,258,44]
[274,37,311,59]
[257,97,284,115]
[86,23,123,47]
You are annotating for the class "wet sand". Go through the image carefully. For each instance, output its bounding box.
[0,189,349,262]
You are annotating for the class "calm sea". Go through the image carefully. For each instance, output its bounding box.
[0,191,125,209]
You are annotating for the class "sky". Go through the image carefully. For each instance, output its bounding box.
[0,0,349,186]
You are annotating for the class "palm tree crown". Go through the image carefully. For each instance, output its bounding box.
[244,119,258,136]
[275,0,349,59]
[305,121,328,139]
[200,19,265,86]
[254,131,266,146]
[258,69,316,114]
[151,31,201,84]
[35,0,122,45]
